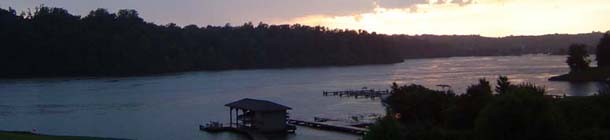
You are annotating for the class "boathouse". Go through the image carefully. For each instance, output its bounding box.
[225,98,294,133]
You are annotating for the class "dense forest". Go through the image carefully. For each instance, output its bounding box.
[0,7,403,77]
[364,77,610,140]
[0,6,605,78]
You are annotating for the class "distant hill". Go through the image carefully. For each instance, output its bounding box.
[392,33,604,58]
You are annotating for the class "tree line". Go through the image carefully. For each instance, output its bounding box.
[365,76,610,140]
[0,6,404,78]
[1,6,606,78]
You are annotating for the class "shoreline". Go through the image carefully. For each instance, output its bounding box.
[0,130,130,140]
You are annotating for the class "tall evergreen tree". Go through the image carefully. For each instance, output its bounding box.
[566,44,590,72]
[495,76,512,94]
[597,33,610,67]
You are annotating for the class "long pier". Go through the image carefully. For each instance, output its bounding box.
[323,89,390,99]
[287,119,368,135]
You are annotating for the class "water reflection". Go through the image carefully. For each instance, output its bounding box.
[566,82,605,96]
[0,55,604,140]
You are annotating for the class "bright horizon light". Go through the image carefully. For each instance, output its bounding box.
[274,0,610,37]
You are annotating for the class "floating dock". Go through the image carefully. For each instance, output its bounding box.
[323,89,390,99]
[287,119,368,135]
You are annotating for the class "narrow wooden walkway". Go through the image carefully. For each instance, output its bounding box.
[199,125,268,140]
[323,89,390,99]
[238,128,268,140]
[287,119,368,135]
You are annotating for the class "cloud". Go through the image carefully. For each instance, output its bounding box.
[375,0,428,9]
[375,0,476,9]
[451,0,474,5]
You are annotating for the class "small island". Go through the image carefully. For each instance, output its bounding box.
[549,33,610,81]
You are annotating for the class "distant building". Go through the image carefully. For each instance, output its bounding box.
[225,98,295,133]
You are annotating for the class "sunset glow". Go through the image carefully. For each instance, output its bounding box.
[277,0,610,37]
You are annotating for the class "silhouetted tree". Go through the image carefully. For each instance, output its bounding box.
[465,79,492,97]
[597,33,610,67]
[363,116,404,140]
[445,79,492,130]
[370,80,610,140]
[495,76,512,94]
[475,84,562,140]
[566,44,590,72]
[387,84,453,128]
[514,83,546,96]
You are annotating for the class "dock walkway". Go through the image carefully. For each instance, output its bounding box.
[237,128,268,140]
[287,119,368,135]
[323,89,390,99]
[199,125,268,140]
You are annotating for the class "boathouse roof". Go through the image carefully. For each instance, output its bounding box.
[225,98,291,112]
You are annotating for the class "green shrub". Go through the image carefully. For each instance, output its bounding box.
[474,86,563,140]
[387,84,454,128]
[363,117,404,140]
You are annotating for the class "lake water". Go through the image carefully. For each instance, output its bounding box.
[0,55,605,140]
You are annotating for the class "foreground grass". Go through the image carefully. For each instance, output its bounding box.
[0,131,129,140]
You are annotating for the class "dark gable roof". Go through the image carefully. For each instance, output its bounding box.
[225,98,291,112]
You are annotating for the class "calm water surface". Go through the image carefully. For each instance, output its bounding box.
[0,55,604,140]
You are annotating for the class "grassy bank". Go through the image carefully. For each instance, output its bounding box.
[0,131,129,140]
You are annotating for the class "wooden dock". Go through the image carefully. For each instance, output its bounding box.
[199,124,268,140]
[287,119,368,135]
[323,89,390,99]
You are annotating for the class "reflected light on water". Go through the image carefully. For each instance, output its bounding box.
[0,55,604,140]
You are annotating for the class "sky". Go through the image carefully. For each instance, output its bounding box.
[1,0,609,37]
